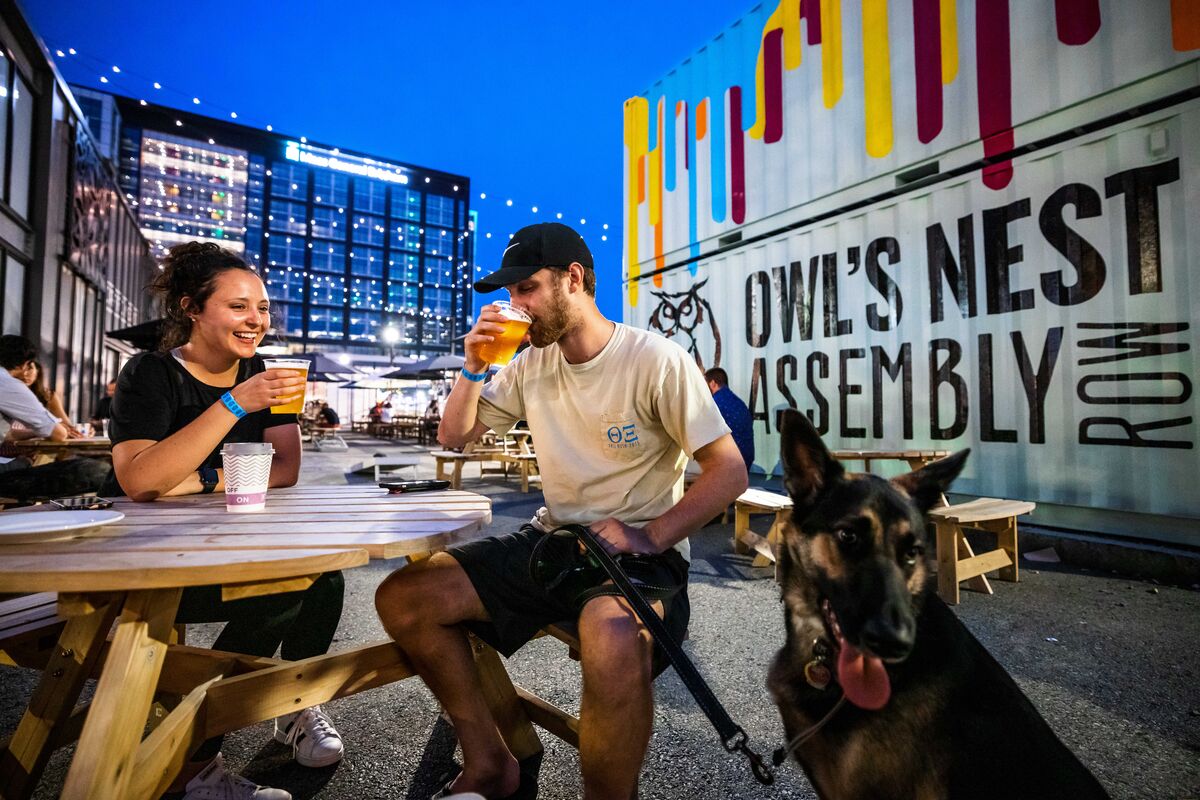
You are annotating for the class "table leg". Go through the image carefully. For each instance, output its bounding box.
[0,594,123,800]
[935,519,960,605]
[733,505,751,555]
[60,588,182,800]
[470,636,542,761]
[995,517,1019,583]
[957,535,994,596]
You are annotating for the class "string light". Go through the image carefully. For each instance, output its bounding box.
[54,41,617,327]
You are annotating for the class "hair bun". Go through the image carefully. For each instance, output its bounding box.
[149,241,254,349]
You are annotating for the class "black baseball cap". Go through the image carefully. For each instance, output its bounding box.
[474,222,593,293]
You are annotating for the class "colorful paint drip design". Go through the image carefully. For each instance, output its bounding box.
[624,0,1199,306]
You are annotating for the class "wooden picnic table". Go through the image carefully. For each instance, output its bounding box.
[0,485,492,799]
[829,448,951,473]
[11,437,112,466]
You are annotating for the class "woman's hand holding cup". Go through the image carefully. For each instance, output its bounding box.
[230,369,306,414]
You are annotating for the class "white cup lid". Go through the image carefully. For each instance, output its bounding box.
[221,442,275,455]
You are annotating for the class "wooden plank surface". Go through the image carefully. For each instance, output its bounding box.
[930,498,1036,524]
[108,503,492,519]
[0,548,368,594]
[0,526,490,560]
[736,488,793,509]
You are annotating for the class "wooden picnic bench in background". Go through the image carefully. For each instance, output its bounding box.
[929,498,1036,604]
[732,488,793,569]
[432,430,539,492]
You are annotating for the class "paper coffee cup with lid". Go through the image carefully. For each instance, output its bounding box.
[220,442,274,512]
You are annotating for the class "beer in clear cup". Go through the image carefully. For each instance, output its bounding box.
[261,357,309,414]
[477,301,532,365]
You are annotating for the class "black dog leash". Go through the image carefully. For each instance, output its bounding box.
[561,524,775,786]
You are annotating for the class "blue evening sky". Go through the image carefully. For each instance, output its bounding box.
[27,0,748,322]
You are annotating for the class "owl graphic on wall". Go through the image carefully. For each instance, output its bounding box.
[647,279,722,369]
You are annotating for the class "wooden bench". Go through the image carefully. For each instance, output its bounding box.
[432,445,509,490]
[929,498,1036,604]
[310,426,348,450]
[733,488,793,569]
[0,593,65,669]
[501,453,541,493]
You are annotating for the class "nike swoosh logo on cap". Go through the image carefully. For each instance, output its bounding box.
[503,241,521,256]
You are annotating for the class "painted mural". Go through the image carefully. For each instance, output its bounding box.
[624,0,1199,303]
[622,1,1199,543]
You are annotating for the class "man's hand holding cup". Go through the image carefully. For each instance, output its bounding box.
[466,301,532,371]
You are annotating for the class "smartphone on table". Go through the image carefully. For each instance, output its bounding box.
[50,495,114,510]
[379,480,452,494]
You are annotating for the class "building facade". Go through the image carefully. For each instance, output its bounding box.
[1,0,155,423]
[96,93,473,357]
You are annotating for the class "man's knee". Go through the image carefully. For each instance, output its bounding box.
[579,598,655,685]
[374,553,471,635]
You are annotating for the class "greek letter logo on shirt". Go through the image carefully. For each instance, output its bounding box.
[606,423,639,445]
[600,412,643,457]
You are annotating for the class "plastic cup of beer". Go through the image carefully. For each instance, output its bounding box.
[261,357,309,414]
[478,301,532,365]
[220,442,274,513]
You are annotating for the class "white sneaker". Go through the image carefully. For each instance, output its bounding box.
[183,753,291,800]
[274,705,345,768]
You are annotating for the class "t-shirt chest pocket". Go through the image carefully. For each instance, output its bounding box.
[599,410,647,461]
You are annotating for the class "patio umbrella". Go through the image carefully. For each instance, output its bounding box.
[106,318,167,351]
[378,354,471,380]
[407,354,467,373]
[307,372,350,383]
[295,352,360,374]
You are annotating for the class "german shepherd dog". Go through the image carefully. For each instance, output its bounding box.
[767,410,1109,799]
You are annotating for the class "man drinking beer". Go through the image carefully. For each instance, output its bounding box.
[374,221,747,799]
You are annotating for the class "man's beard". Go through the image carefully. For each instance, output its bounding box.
[527,279,574,347]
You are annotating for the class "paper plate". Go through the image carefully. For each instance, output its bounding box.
[0,509,125,544]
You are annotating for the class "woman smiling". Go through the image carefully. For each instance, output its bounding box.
[108,242,345,800]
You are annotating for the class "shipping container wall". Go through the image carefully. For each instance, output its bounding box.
[623,0,1199,290]
[626,102,1199,543]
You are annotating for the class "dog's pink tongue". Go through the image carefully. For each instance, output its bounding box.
[837,641,891,710]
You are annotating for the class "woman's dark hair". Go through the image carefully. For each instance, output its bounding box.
[27,360,53,407]
[150,241,259,350]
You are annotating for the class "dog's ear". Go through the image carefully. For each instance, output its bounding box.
[780,409,844,514]
[892,449,970,512]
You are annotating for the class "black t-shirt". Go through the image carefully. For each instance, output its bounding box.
[318,407,340,426]
[106,351,297,494]
[92,395,113,420]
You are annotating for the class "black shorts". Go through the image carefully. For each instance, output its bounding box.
[449,525,690,677]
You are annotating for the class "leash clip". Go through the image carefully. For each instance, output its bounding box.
[723,729,775,786]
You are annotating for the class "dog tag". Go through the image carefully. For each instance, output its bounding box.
[804,659,831,690]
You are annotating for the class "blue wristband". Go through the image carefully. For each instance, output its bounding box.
[460,367,487,383]
[220,391,248,419]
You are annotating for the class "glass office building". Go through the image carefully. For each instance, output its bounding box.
[90,91,473,355]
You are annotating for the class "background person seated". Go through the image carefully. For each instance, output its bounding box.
[89,379,117,432]
[0,336,111,502]
[317,401,340,427]
[704,367,754,474]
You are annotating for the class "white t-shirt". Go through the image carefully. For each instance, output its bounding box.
[0,370,59,464]
[476,322,730,561]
